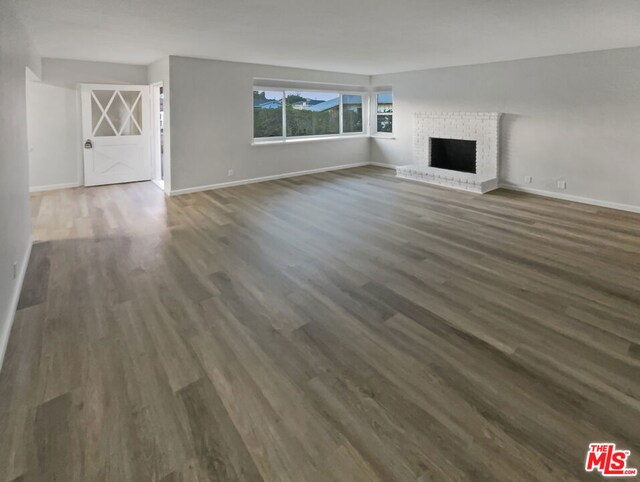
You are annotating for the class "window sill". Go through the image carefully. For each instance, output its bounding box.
[252,134,369,146]
[371,134,396,140]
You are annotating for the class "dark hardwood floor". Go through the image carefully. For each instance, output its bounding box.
[1,166,639,481]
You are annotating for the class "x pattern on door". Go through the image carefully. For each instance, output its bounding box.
[91,90,143,137]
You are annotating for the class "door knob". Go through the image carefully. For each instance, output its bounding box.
[84,139,93,149]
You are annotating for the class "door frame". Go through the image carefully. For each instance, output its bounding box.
[150,81,165,192]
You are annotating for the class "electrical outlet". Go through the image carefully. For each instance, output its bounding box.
[12,262,17,280]
[557,180,566,190]
[227,169,234,177]
[524,176,532,184]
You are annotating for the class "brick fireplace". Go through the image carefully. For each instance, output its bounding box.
[396,112,501,193]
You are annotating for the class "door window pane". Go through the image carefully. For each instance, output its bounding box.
[106,93,128,134]
[91,96,107,134]
[286,91,339,137]
[119,90,140,110]
[91,91,117,136]
[94,117,117,136]
[119,91,143,135]
[93,90,115,110]
[120,117,142,136]
[342,95,363,133]
[253,90,283,138]
[91,89,143,137]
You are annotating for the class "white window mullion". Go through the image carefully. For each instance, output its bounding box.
[282,89,287,140]
[339,94,344,134]
[368,94,372,135]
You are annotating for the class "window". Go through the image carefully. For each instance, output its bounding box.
[253,90,283,138]
[91,90,143,136]
[253,88,365,141]
[342,95,363,133]
[375,92,393,134]
[286,91,339,137]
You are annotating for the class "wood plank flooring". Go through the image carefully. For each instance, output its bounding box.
[1,166,639,481]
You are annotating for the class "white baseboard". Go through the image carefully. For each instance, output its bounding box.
[0,236,32,372]
[30,182,81,193]
[368,162,397,169]
[150,178,167,193]
[499,183,640,214]
[170,162,371,196]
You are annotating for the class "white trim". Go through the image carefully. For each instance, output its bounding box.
[499,183,640,214]
[254,78,368,92]
[253,88,368,97]
[281,89,287,140]
[30,182,82,193]
[369,162,397,169]
[150,82,164,187]
[252,134,368,146]
[151,178,166,192]
[338,93,344,134]
[0,236,32,372]
[170,162,370,196]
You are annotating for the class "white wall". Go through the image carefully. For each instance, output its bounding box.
[27,59,148,191]
[0,1,41,367]
[26,69,80,190]
[168,56,371,193]
[372,47,640,210]
[42,59,148,87]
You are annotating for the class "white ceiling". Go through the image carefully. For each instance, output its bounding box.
[12,0,640,75]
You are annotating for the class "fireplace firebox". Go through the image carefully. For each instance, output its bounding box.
[430,137,476,174]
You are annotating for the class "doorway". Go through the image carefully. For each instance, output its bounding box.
[151,82,165,191]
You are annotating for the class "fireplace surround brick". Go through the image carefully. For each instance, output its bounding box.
[397,112,501,193]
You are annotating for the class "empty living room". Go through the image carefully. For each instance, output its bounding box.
[2,0,640,480]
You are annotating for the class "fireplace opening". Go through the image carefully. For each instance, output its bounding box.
[430,137,477,174]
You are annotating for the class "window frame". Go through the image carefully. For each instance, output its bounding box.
[340,93,366,135]
[373,91,394,137]
[252,86,368,144]
[252,88,286,141]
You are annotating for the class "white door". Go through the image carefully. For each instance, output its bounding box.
[81,84,151,186]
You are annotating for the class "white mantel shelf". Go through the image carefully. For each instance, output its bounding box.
[397,112,501,194]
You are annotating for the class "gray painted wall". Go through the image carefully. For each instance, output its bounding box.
[168,56,371,192]
[27,59,148,191]
[371,47,640,209]
[0,2,41,366]
[23,49,640,208]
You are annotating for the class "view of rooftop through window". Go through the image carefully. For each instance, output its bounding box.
[376,92,393,133]
[286,91,339,137]
[253,89,364,139]
[253,90,283,137]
